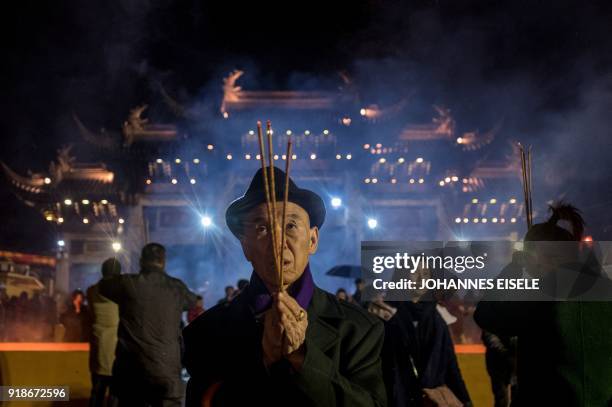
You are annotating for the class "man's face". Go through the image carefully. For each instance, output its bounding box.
[240,202,319,291]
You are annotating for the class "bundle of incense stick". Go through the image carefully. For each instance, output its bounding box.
[518,143,533,229]
[256,120,293,291]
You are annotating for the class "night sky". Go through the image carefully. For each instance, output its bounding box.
[2,0,612,252]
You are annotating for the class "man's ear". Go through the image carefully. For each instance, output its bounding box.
[308,226,319,255]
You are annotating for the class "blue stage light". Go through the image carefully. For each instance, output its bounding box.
[201,216,212,227]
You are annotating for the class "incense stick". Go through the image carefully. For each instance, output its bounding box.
[527,146,533,227]
[519,144,527,226]
[266,121,281,279]
[279,139,293,289]
[518,143,533,229]
[256,121,279,279]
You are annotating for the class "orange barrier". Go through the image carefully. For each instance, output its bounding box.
[0,342,492,406]
[0,347,91,406]
[454,344,486,354]
[0,342,487,353]
[0,342,89,351]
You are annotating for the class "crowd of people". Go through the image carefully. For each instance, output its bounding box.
[0,276,480,344]
[0,287,107,343]
[0,288,63,342]
[0,275,264,344]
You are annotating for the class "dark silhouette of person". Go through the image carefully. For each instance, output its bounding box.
[87,257,121,407]
[100,243,197,407]
[481,330,516,407]
[382,265,471,407]
[236,279,249,294]
[475,203,612,406]
[60,289,90,342]
[217,285,235,306]
[353,278,366,307]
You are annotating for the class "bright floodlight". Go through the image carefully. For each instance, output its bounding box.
[112,242,122,252]
[331,197,342,208]
[367,218,378,229]
[201,216,212,227]
[57,240,65,247]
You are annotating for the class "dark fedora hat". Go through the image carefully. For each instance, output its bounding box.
[226,166,326,238]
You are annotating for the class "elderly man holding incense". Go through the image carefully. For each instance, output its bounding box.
[183,165,386,407]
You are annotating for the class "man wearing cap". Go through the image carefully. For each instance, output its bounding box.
[183,167,386,407]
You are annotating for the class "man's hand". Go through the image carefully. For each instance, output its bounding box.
[262,306,283,368]
[275,291,308,370]
[423,386,463,407]
[262,291,308,370]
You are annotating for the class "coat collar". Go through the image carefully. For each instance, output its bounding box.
[247,266,315,314]
[309,286,345,320]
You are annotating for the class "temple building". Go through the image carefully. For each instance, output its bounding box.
[2,70,524,297]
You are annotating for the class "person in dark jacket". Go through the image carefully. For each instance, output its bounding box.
[353,278,366,307]
[481,330,516,407]
[100,243,198,407]
[474,203,612,406]
[217,285,235,306]
[183,166,386,407]
[336,288,348,301]
[60,289,91,342]
[382,265,471,407]
[236,278,249,292]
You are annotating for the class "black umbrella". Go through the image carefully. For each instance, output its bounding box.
[326,265,362,279]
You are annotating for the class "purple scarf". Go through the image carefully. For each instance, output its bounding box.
[251,264,314,314]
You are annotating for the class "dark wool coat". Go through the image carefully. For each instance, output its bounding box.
[183,284,387,407]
